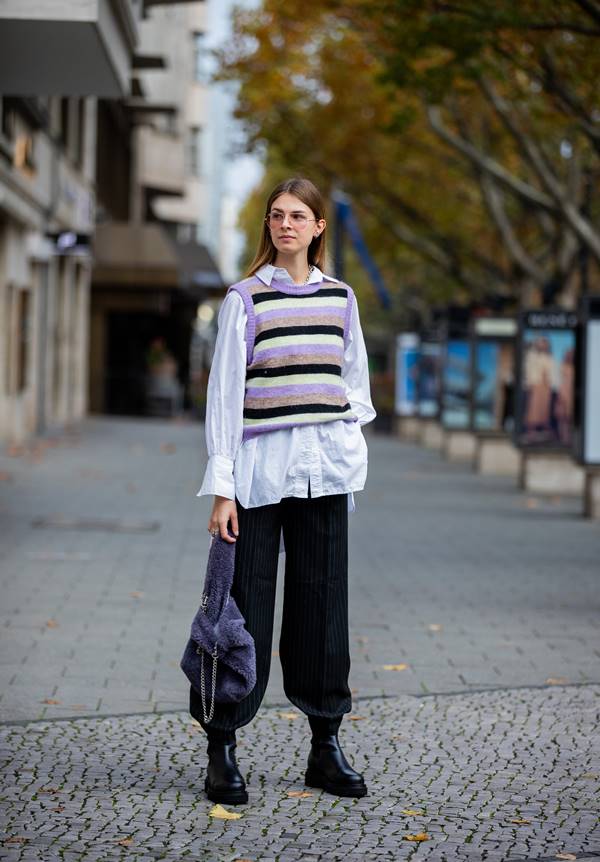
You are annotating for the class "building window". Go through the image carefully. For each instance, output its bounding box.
[60,97,69,148]
[4,285,31,394]
[75,99,85,168]
[187,126,202,178]
[16,289,31,393]
[192,31,209,83]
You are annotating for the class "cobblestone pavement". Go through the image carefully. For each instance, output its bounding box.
[1,416,599,860]
[1,686,598,861]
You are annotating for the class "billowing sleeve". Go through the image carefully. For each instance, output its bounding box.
[342,292,377,426]
[196,290,247,501]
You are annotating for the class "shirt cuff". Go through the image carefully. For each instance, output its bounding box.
[196,454,235,501]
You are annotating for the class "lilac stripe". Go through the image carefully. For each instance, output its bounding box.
[256,306,346,323]
[242,414,358,441]
[252,344,343,361]
[246,383,343,398]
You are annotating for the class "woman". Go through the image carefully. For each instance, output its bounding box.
[193,177,376,805]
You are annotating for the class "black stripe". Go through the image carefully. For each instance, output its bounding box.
[252,287,347,305]
[246,363,342,380]
[254,324,343,346]
[244,402,352,419]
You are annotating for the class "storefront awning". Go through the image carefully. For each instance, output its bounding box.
[91,221,225,298]
[168,236,225,298]
[92,222,179,288]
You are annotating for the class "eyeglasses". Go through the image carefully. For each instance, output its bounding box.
[265,211,318,230]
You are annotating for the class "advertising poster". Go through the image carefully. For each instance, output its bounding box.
[418,341,442,418]
[584,320,600,464]
[516,310,577,449]
[441,339,471,429]
[394,333,420,416]
[577,297,600,465]
[472,319,516,433]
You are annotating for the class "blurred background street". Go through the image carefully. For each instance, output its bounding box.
[1,0,600,859]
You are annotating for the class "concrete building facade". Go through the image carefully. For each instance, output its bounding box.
[0,0,145,445]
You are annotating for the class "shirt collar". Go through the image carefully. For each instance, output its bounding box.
[255,263,339,287]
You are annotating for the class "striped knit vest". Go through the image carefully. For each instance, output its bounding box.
[227,276,358,441]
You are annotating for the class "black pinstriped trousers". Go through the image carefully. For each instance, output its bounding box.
[190,481,353,733]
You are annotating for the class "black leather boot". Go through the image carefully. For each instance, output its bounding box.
[204,728,248,805]
[304,715,367,798]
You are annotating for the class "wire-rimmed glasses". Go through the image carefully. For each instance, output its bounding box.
[265,211,317,230]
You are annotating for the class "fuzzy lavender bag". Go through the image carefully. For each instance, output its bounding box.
[180,525,256,703]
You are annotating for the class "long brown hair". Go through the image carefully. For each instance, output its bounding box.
[243,177,329,278]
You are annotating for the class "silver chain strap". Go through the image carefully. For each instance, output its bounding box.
[197,641,218,723]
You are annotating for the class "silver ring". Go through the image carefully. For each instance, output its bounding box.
[210,528,218,536]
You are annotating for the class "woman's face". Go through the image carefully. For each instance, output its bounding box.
[266,192,325,256]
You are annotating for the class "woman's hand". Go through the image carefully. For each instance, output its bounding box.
[208,495,239,543]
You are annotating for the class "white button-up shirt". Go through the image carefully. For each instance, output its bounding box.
[197,263,376,553]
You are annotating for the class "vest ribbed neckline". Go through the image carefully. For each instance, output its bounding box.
[269,277,323,296]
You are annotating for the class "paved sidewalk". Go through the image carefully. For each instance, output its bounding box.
[1,416,599,860]
[1,685,598,862]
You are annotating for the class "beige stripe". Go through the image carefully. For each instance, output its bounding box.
[243,409,356,426]
[246,372,342,388]
[245,392,348,409]
[250,296,346,313]
[255,312,344,334]
[250,353,342,369]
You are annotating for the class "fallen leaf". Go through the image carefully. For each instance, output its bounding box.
[0,471,13,481]
[287,790,313,798]
[555,854,577,861]
[51,806,65,812]
[403,833,429,842]
[209,803,242,820]
[272,650,279,657]
[41,698,61,705]
[160,442,176,453]
[509,818,531,824]
[356,636,369,644]
[349,715,366,721]
[581,772,599,779]
[428,624,442,632]
[39,787,61,794]
[277,711,299,720]
[68,705,87,710]
[45,619,59,628]
[383,663,408,671]
[130,592,144,599]
[351,688,359,694]
[4,836,28,844]
[116,837,134,845]
[546,677,569,685]
[526,498,539,509]
[401,809,423,816]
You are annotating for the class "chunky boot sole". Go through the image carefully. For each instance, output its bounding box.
[204,775,248,805]
[305,766,368,798]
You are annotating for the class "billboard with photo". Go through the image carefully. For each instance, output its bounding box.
[575,297,600,466]
[417,341,442,419]
[441,339,471,429]
[515,310,578,449]
[472,318,517,434]
[394,333,420,416]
